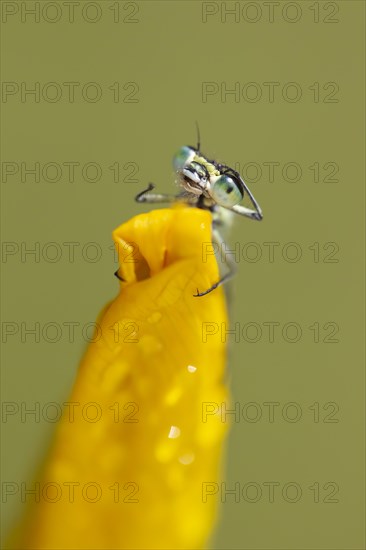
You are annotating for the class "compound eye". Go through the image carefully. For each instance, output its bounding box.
[173,146,195,171]
[210,175,243,207]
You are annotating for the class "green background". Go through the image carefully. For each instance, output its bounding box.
[1,1,365,548]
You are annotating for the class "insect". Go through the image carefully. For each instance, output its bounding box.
[134,130,263,297]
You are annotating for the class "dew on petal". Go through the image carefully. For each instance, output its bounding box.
[155,441,174,463]
[187,365,197,373]
[168,425,181,439]
[178,452,195,465]
[147,311,162,324]
[164,385,183,406]
[139,334,162,355]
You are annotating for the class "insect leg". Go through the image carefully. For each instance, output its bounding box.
[194,228,237,297]
[222,203,263,221]
[135,183,178,204]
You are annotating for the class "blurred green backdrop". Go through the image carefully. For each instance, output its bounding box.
[1,1,364,548]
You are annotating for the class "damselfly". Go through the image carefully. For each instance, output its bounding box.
[135,132,263,297]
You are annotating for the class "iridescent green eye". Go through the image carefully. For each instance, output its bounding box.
[173,146,195,171]
[210,175,243,207]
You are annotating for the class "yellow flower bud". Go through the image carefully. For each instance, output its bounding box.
[11,206,229,549]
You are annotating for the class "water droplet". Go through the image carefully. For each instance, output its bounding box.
[164,386,182,406]
[178,452,195,465]
[187,365,197,373]
[168,425,181,439]
[139,334,162,355]
[155,441,173,463]
[147,311,162,324]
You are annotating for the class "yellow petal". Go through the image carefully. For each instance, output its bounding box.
[12,206,229,550]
